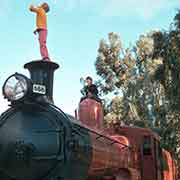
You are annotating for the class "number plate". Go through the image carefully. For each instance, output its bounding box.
[33,84,46,95]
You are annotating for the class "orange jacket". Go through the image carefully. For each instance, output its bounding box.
[30,6,47,30]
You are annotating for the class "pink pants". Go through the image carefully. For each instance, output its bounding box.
[38,29,49,60]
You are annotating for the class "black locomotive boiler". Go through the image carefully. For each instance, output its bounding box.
[0,61,93,180]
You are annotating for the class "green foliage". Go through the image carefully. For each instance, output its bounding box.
[95,10,180,177]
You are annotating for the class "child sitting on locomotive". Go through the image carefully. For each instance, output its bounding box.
[80,76,101,103]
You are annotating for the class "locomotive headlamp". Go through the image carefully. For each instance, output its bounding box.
[3,73,31,101]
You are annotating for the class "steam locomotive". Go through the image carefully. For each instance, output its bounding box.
[0,60,178,180]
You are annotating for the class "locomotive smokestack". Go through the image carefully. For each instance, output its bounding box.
[24,60,59,103]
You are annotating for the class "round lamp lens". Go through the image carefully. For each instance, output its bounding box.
[3,74,28,101]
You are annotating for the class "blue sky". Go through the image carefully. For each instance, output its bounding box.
[0,0,179,114]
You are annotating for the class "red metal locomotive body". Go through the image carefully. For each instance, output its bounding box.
[76,98,178,180]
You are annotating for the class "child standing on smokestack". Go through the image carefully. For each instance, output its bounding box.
[29,3,50,61]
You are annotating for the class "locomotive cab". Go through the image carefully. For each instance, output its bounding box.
[116,127,178,180]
